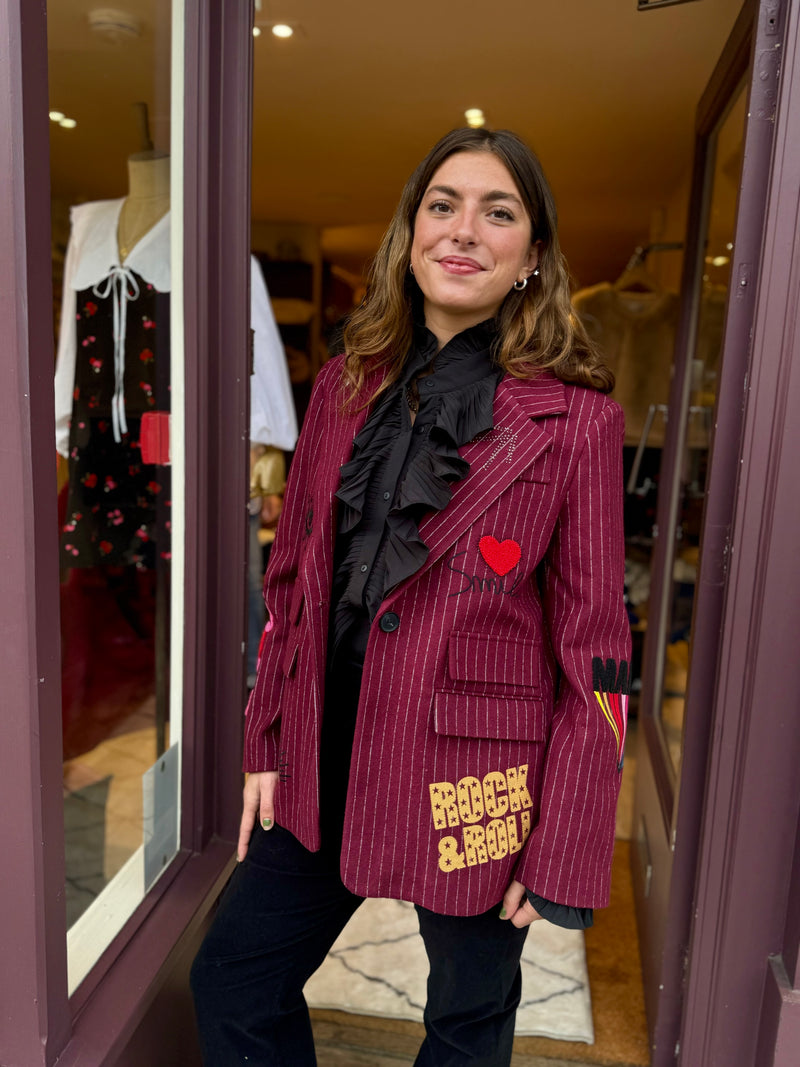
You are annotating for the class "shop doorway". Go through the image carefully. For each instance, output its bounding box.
[247,1,747,1063]
[8,0,798,1061]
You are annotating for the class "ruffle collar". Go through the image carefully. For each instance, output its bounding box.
[335,320,501,604]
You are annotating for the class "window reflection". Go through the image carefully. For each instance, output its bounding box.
[48,0,179,974]
[657,83,747,777]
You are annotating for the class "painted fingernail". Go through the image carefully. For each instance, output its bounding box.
[262,818,272,829]
[499,907,507,919]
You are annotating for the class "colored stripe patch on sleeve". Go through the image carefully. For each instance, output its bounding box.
[592,657,630,770]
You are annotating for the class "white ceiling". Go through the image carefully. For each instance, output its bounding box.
[47,0,745,285]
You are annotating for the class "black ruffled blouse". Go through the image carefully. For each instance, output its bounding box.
[330,319,501,660]
[327,319,592,930]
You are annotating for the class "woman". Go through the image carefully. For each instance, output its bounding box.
[192,128,630,1066]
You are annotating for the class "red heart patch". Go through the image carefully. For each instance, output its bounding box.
[478,536,521,577]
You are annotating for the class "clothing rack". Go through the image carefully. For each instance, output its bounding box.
[623,241,684,273]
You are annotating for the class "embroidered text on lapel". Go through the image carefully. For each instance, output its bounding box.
[473,426,519,471]
[446,551,524,598]
[478,536,521,577]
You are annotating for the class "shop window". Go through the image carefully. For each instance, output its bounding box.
[48,0,185,993]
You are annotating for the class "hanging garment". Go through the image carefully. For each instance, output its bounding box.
[573,283,679,448]
[54,199,171,569]
[250,255,298,451]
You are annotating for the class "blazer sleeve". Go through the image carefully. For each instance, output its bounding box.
[515,401,631,908]
[242,359,336,772]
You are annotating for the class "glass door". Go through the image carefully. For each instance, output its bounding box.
[653,81,746,785]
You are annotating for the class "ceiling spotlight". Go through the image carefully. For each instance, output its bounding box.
[59,118,78,129]
[253,26,261,36]
[87,8,142,44]
[272,23,294,38]
[465,108,485,128]
[49,110,65,122]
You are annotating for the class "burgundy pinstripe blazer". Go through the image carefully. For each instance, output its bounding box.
[245,355,631,914]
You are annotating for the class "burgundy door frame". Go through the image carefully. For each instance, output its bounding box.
[635,1,788,1062]
[0,0,71,1060]
[679,0,800,1060]
[632,0,778,1053]
[0,0,254,1063]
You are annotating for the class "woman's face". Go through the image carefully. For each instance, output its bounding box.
[410,150,539,342]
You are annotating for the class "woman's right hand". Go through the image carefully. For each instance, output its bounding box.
[237,770,280,861]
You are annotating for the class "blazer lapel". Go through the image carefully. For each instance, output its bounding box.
[307,377,372,612]
[383,372,568,603]
[319,403,370,507]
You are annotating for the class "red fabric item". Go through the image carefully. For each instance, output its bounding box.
[60,565,155,759]
[140,410,171,465]
[245,357,630,914]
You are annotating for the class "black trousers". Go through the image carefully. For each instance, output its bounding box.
[190,822,530,1066]
[191,651,530,1065]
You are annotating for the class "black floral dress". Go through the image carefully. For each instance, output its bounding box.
[60,272,171,569]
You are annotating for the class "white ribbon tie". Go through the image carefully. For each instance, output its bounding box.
[93,266,142,442]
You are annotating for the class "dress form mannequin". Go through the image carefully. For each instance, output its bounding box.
[54,164,173,758]
[118,151,170,262]
[54,159,172,568]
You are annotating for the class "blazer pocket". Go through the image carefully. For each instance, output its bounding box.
[433,691,547,742]
[289,583,305,625]
[447,631,541,692]
[517,446,553,484]
[281,635,300,678]
[281,584,306,678]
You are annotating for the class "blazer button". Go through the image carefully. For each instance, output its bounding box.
[379,611,400,633]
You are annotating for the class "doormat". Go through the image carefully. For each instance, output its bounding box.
[305,897,594,1043]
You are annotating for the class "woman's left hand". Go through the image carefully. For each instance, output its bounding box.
[500,879,542,928]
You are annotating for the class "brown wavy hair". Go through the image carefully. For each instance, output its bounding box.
[340,127,612,407]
